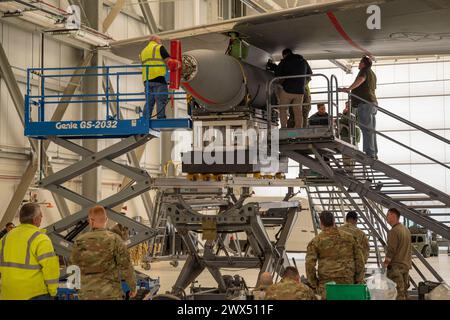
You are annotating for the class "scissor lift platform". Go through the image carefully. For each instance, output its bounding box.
[24,64,192,139]
[24,64,192,257]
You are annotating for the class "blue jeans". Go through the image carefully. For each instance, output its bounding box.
[357,103,378,158]
[144,81,168,119]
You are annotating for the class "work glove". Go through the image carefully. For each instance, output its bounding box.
[167,58,181,71]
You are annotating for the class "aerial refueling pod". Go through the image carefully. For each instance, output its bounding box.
[181,49,273,112]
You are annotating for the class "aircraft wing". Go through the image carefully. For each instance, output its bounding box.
[110,0,450,62]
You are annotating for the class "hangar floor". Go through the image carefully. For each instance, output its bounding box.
[137,253,450,295]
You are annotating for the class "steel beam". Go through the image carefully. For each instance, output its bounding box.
[239,0,267,14]
[139,0,159,33]
[329,59,353,74]
[0,42,37,153]
[103,0,146,24]
[0,157,38,227]
[102,0,125,32]
[82,0,102,202]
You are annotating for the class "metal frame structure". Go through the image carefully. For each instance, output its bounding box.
[41,134,158,258]
[165,195,299,298]
[145,177,306,261]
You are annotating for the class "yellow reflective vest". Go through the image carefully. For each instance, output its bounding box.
[140,40,166,82]
[0,224,60,300]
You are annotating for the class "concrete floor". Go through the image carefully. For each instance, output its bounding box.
[138,253,450,295]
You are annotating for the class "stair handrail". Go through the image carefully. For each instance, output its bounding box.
[329,75,448,169]
[337,111,449,169]
[266,73,333,139]
[347,92,450,145]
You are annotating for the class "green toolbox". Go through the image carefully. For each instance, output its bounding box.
[325,282,371,300]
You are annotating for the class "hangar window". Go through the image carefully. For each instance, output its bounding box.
[218,0,246,20]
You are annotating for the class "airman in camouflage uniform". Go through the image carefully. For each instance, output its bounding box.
[383,208,412,300]
[265,266,316,300]
[306,211,365,299]
[253,272,273,300]
[109,210,129,241]
[70,206,136,300]
[110,223,129,241]
[339,211,370,264]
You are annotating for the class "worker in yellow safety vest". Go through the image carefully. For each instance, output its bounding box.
[139,35,181,119]
[0,203,60,300]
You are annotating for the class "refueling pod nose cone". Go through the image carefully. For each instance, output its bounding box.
[181,49,273,112]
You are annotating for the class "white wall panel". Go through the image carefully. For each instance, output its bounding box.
[410,164,447,192]
[175,0,195,29]
[127,17,147,40]
[376,98,411,131]
[409,62,438,82]
[391,63,410,83]
[410,130,446,164]
[373,64,394,84]
[409,97,445,129]
[376,131,411,164]
[378,83,410,100]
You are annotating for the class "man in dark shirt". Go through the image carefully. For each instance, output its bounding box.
[308,103,329,126]
[268,49,312,128]
[0,222,15,240]
[340,56,378,159]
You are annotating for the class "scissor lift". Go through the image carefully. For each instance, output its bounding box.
[24,64,191,257]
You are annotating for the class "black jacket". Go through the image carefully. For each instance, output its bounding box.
[273,54,312,94]
[309,112,329,126]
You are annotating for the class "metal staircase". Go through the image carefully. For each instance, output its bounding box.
[297,152,447,288]
[267,73,450,289]
[304,173,386,267]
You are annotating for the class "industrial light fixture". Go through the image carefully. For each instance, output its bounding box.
[72,29,110,47]
[0,1,111,47]
[23,10,60,28]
